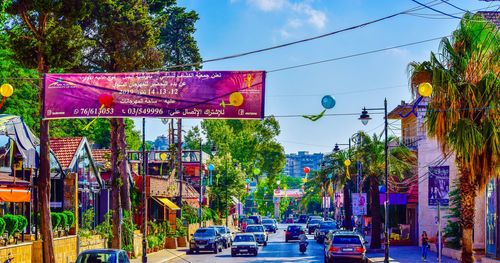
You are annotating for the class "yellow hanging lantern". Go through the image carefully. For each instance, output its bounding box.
[418,82,433,97]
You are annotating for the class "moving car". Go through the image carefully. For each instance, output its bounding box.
[285,225,305,242]
[245,224,268,246]
[189,228,224,254]
[298,214,308,223]
[249,215,262,224]
[307,218,323,234]
[314,221,338,244]
[324,231,367,263]
[76,249,130,263]
[209,225,233,248]
[262,219,277,233]
[231,233,259,257]
[241,218,254,232]
[306,215,322,225]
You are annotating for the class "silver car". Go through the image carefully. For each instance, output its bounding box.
[244,224,268,246]
[209,225,233,248]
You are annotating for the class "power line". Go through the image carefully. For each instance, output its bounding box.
[267,36,447,73]
[411,0,463,19]
[439,0,469,13]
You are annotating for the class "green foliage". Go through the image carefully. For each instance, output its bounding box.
[51,213,61,230]
[58,213,68,230]
[3,214,18,239]
[0,218,5,237]
[121,211,135,249]
[81,208,95,230]
[130,185,142,209]
[95,212,113,245]
[63,211,75,228]
[181,201,199,224]
[176,218,186,237]
[443,181,462,249]
[16,215,27,232]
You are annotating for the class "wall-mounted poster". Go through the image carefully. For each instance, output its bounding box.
[334,193,343,207]
[428,166,449,206]
[352,193,367,215]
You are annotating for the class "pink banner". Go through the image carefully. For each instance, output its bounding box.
[43,71,265,119]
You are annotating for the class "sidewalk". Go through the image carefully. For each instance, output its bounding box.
[131,248,188,263]
[366,246,459,263]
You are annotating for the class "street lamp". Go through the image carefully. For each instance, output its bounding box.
[359,98,389,263]
[277,180,281,191]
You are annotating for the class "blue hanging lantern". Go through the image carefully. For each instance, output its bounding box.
[322,95,336,109]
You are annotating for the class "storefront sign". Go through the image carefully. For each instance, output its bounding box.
[273,189,304,197]
[428,166,449,206]
[322,196,331,209]
[43,71,265,119]
[334,193,343,207]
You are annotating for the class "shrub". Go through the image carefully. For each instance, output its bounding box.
[176,218,186,237]
[3,214,18,239]
[16,215,28,233]
[82,209,95,230]
[58,212,68,230]
[63,211,75,228]
[0,218,6,236]
[51,212,61,229]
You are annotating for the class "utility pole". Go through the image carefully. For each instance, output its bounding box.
[177,118,183,218]
[225,157,228,227]
[199,139,203,225]
[142,118,147,263]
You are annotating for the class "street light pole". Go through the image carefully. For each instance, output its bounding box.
[225,156,228,227]
[142,118,147,263]
[359,98,389,263]
[383,98,389,263]
[199,139,203,226]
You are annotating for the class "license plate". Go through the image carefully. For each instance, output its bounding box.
[342,248,353,252]
[199,245,206,248]
[240,249,248,252]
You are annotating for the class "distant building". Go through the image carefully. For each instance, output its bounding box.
[153,135,169,150]
[284,151,324,178]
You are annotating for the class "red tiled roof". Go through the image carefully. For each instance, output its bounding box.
[50,137,84,170]
[92,149,111,169]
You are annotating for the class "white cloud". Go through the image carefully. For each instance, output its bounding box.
[247,0,287,11]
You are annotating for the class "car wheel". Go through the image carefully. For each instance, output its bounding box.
[188,249,193,254]
[285,239,288,243]
[196,250,199,254]
[219,244,223,252]
[231,252,236,257]
[213,245,218,254]
[254,252,258,256]
[264,241,267,246]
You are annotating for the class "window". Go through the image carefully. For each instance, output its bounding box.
[119,252,130,263]
[194,229,215,237]
[333,235,362,244]
[0,135,11,169]
[234,235,255,242]
[245,226,264,232]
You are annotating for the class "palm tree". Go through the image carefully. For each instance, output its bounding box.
[408,13,499,263]
[354,132,415,249]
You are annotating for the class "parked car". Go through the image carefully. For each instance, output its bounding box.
[189,228,224,254]
[244,224,268,246]
[248,215,262,224]
[315,221,338,244]
[241,218,254,232]
[231,233,259,257]
[76,249,130,263]
[307,218,323,234]
[209,225,233,248]
[262,219,277,233]
[298,214,308,223]
[324,231,367,263]
[306,215,322,225]
[285,225,305,242]
[271,219,279,229]
[285,218,294,224]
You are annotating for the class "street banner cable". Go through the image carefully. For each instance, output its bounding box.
[43,71,265,120]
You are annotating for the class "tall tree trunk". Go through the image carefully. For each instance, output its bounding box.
[369,176,382,249]
[38,39,55,263]
[177,118,183,218]
[109,119,122,249]
[459,172,476,263]
[344,182,352,230]
[118,119,130,211]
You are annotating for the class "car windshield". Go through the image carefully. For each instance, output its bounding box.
[246,226,264,232]
[194,229,215,237]
[320,222,336,228]
[310,219,321,224]
[77,252,116,263]
[262,219,273,224]
[243,219,253,223]
[215,227,226,234]
[234,235,255,242]
[287,226,302,231]
[333,235,362,244]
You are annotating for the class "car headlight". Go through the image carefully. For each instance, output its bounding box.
[208,239,215,243]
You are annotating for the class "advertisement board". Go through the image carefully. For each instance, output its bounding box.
[428,166,450,206]
[334,193,344,207]
[43,71,265,119]
[273,189,304,198]
[352,193,367,215]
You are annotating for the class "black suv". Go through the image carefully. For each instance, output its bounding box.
[307,218,323,234]
[189,228,224,254]
[285,225,305,242]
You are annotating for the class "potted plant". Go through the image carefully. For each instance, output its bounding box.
[175,219,187,247]
[3,214,18,244]
[163,222,177,249]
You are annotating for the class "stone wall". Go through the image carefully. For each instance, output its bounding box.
[79,235,107,252]
[32,235,78,263]
[0,242,33,263]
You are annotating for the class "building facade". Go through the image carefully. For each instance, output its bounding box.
[284,151,324,178]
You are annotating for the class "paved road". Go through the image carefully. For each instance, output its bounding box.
[170,223,325,263]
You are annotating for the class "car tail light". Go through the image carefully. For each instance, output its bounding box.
[286,232,290,235]
[301,231,305,234]
[356,247,365,252]
[329,246,339,252]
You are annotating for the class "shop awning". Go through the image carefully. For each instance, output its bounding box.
[0,187,30,202]
[153,196,180,210]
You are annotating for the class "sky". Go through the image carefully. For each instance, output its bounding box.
[133,0,497,154]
